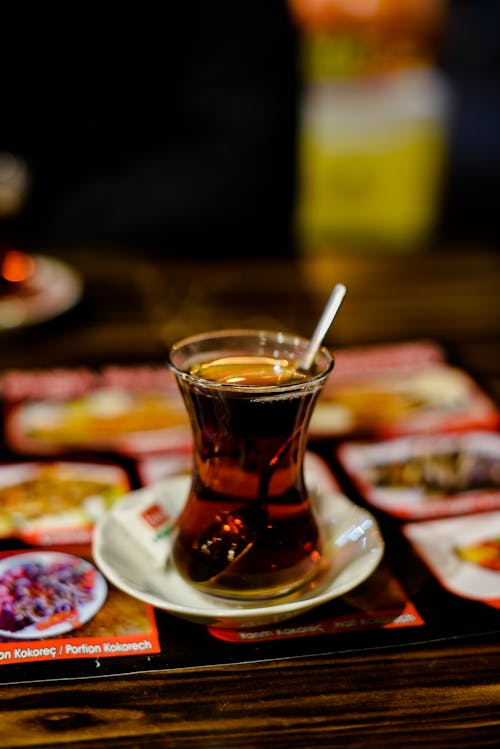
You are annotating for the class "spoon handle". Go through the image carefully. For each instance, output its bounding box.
[300,283,346,371]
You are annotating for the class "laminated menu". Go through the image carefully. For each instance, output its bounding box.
[0,453,425,684]
[1,343,498,684]
[311,340,499,439]
[1,364,191,457]
[336,431,500,520]
[0,460,130,545]
[0,547,161,666]
[208,561,423,642]
[3,343,498,455]
[404,510,500,609]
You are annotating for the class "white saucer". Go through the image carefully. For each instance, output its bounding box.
[93,476,384,629]
[0,254,83,330]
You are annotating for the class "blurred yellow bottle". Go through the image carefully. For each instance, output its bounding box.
[289,0,451,253]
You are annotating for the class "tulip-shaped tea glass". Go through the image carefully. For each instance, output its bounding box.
[168,329,334,600]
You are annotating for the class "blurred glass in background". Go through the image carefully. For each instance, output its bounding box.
[289,0,451,254]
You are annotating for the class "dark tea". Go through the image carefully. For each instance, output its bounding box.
[168,331,333,600]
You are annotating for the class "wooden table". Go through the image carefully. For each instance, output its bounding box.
[1,244,500,748]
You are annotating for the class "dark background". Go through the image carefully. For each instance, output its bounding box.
[1,1,499,258]
[436,0,500,248]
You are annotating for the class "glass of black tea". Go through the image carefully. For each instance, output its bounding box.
[168,329,334,600]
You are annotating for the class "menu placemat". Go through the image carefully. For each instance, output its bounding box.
[1,342,499,685]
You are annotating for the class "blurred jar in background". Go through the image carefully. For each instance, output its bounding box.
[289,0,451,254]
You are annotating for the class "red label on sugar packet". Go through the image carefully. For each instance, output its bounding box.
[141,503,172,530]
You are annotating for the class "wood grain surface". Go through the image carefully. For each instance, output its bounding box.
[2,637,500,748]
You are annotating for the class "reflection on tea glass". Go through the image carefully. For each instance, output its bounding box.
[168,329,334,601]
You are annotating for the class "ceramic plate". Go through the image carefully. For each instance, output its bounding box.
[93,475,384,628]
[0,551,108,639]
[0,254,82,330]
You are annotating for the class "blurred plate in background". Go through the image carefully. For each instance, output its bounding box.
[0,254,83,330]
